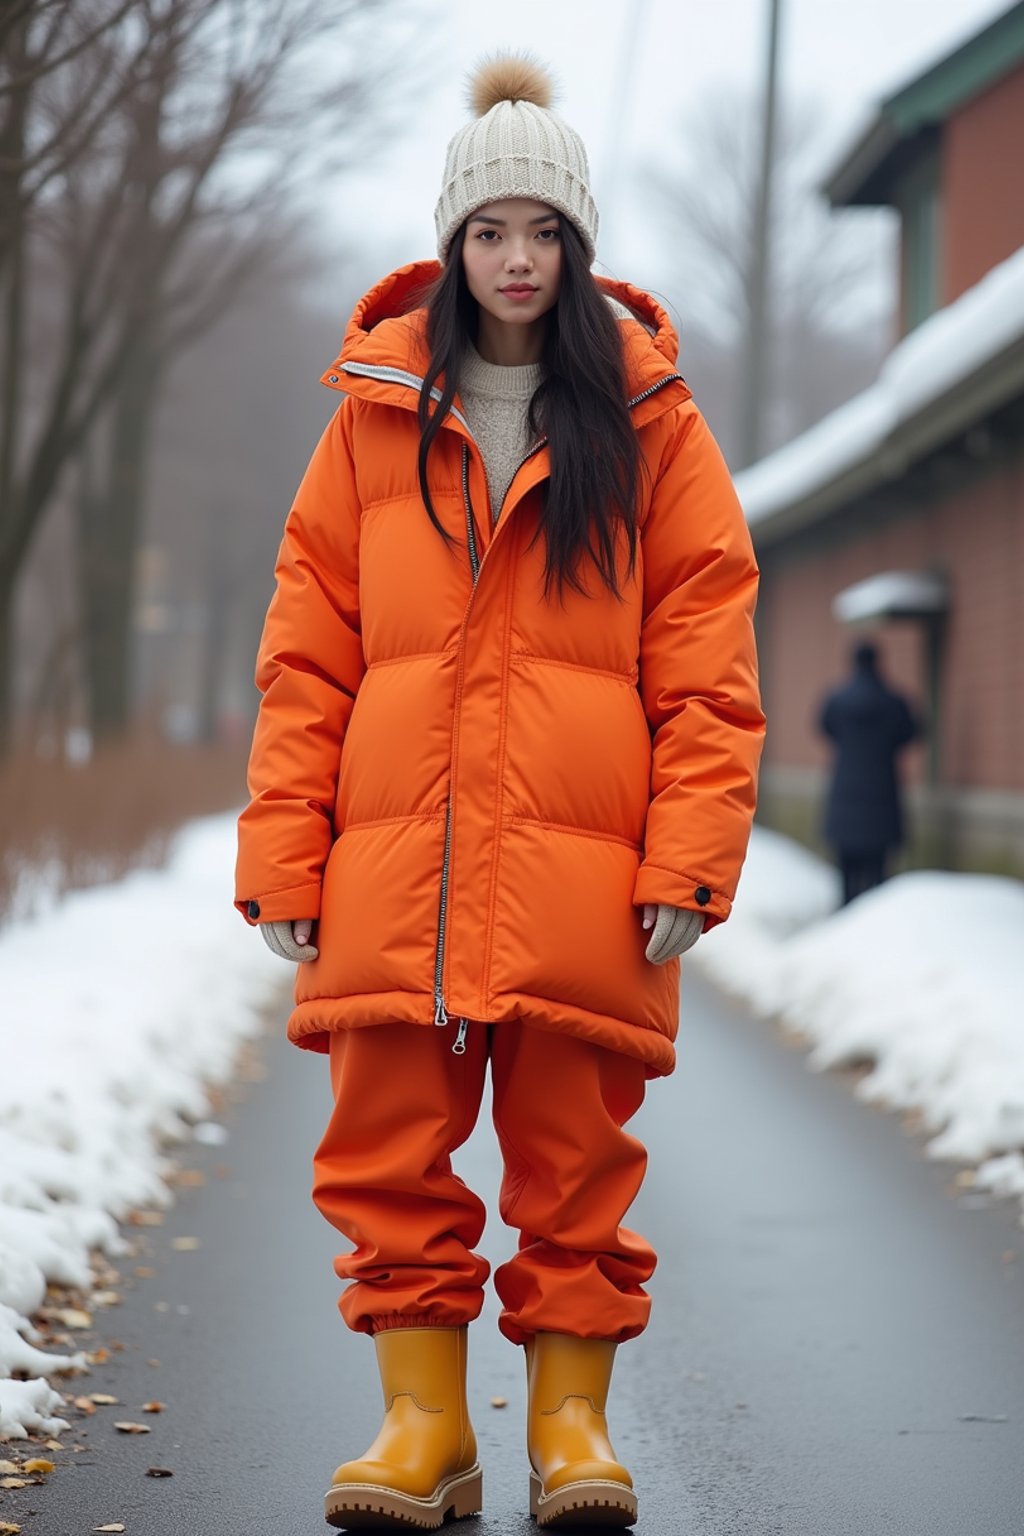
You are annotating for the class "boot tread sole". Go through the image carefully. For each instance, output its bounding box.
[324,1464,482,1530]
[529,1469,637,1529]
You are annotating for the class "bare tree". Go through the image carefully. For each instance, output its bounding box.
[0,0,152,745]
[0,0,417,749]
[0,1,144,260]
[647,89,896,466]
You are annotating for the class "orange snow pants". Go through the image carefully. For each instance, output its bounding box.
[311,1019,656,1344]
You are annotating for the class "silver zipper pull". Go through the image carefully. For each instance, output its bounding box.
[452,1017,469,1055]
[434,994,449,1027]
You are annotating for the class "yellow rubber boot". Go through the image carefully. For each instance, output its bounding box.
[324,1326,482,1530]
[526,1332,637,1529]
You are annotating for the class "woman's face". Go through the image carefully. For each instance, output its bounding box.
[461,198,562,328]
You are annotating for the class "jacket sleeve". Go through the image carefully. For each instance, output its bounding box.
[234,398,365,924]
[633,400,765,929]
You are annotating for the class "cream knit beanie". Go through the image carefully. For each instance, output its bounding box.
[434,54,598,265]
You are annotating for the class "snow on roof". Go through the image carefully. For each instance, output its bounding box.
[735,243,1024,532]
[832,570,949,623]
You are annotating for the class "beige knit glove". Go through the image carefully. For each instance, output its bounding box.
[259,919,319,963]
[642,903,703,965]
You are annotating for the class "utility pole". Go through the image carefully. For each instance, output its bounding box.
[738,0,783,469]
[598,0,651,268]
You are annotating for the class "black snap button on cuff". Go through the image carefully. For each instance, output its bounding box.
[247,899,261,920]
[694,886,712,906]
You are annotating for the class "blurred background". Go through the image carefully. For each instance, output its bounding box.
[1,0,1021,919]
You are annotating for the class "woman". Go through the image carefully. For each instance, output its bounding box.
[236,54,764,1532]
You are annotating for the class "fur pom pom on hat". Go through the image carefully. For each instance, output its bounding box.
[467,54,554,115]
[434,52,598,265]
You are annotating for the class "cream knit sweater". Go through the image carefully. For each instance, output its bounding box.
[459,344,543,521]
[459,299,637,519]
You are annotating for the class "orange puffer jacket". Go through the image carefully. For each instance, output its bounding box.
[236,261,764,1075]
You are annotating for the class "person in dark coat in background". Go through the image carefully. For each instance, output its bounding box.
[819,640,920,905]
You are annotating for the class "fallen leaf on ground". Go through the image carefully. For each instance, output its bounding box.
[145,1467,173,1477]
[0,1520,23,1533]
[177,1169,206,1187]
[91,1291,121,1307]
[89,1395,118,1406]
[171,1236,200,1251]
[0,1479,28,1490]
[134,1267,156,1279]
[57,1308,92,1329]
[22,1459,55,1473]
[93,1526,126,1533]
[45,1440,63,1451]
[141,1402,164,1413]
[490,1397,508,1409]
[73,1397,97,1415]
[114,1422,151,1434]
[0,1462,19,1474]
[129,1210,164,1226]
[89,1348,110,1365]
[147,1359,160,1367]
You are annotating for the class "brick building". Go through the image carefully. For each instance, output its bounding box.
[736,1,1024,874]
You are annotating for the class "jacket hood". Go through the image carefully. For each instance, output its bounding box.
[322,260,686,405]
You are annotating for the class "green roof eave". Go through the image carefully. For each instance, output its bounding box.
[734,245,1024,549]
[744,335,1024,550]
[823,1,1024,207]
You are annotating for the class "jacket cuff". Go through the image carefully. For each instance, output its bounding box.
[632,863,731,931]
[234,879,322,926]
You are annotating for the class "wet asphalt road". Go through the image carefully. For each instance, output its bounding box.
[7,973,1024,1536]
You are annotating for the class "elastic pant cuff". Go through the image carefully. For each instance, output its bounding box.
[369,1314,465,1334]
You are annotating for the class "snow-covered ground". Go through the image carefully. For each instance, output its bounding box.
[3,813,1023,1439]
[691,825,1024,1207]
[0,813,280,1439]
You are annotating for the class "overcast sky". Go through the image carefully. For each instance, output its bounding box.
[338,0,1010,293]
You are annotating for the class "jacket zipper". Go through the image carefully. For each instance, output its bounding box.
[628,373,686,409]
[462,442,481,580]
[433,446,481,1043]
[340,358,685,1039]
[433,798,456,1027]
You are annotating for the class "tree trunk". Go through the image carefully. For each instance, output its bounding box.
[78,325,161,743]
[0,570,16,756]
[0,11,30,753]
[196,523,229,745]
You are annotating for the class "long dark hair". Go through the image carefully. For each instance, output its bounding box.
[416,217,643,598]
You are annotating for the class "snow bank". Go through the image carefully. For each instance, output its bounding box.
[693,827,1024,1215]
[0,813,280,1438]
